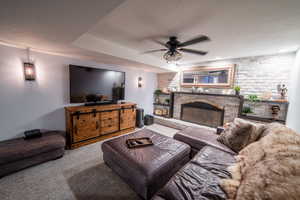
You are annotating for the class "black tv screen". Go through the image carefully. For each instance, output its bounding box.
[69,65,125,103]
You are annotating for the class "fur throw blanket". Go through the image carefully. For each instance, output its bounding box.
[220,123,300,200]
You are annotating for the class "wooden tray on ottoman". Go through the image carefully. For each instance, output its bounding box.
[126,137,153,149]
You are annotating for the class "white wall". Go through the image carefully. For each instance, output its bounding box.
[0,45,157,141]
[287,49,300,133]
[159,53,295,97]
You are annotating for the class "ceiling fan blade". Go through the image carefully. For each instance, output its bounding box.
[178,35,210,47]
[152,39,168,47]
[179,48,208,55]
[142,49,168,54]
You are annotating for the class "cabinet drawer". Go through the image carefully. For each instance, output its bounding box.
[101,110,119,119]
[101,124,119,135]
[101,118,119,127]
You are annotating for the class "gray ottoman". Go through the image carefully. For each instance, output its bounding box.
[102,129,190,200]
[0,131,65,177]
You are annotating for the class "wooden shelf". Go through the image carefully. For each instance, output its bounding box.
[155,93,171,96]
[239,114,286,124]
[153,103,170,107]
[153,114,171,118]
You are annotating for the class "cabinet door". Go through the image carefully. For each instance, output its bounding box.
[72,113,100,142]
[100,110,119,135]
[120,108,136,130]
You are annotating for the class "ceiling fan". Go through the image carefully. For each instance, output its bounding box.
[144,35,210,63]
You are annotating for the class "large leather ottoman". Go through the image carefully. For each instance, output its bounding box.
[0,131,65,178]
[102,129,191,199]
[152,146,236,200]
[174,126,235,156]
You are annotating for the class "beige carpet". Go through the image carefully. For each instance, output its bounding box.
[0,125,178,200]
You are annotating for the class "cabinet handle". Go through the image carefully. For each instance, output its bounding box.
[96,121,99,129]
[108,124,112,128]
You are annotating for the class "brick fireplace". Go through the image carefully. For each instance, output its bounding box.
[173,92,243,126]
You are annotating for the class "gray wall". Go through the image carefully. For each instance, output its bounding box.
[158,53,295,97]
[287,49,300,133]
[0,44,157,141]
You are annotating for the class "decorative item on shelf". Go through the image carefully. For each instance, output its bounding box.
[248,94,260,102]
[261,91,272,100]
[277,84,288,100]
[234,86,241,95]
[162,88,170,94]
[270,105,280,118]
[162,108,168,116]
[242,106,253,114]
[192,86,199,93]
[197,87,203,93]
[154,109,163,116]
[165,99,170,105]
[154,89,162,95]
[138,77,142,88]
[170,86,177,92]
[154,89,162,104]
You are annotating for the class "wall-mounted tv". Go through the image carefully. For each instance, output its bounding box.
[69,65,125,104]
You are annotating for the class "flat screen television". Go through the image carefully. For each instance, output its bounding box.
[69,65,125,104]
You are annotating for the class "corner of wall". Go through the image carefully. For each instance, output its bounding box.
[286,49,300,133]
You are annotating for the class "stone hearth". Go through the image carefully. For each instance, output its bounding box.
[173,92,243,125]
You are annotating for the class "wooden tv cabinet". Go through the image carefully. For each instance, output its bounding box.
[65,102,136,149]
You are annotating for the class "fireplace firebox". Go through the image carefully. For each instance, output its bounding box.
[180,101,224,128]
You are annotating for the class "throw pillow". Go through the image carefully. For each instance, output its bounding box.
[217,118,265,153]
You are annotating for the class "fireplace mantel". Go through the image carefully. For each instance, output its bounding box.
[172,91,242,98]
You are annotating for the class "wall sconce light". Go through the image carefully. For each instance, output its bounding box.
[24,62,36,81]
[138,77,142,88]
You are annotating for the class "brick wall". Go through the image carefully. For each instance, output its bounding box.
[157,52,295,98]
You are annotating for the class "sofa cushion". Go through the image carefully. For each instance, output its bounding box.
[174,126,236,155]
[217,118,265,153]
[0,131,65,165]
[153,146,236,200]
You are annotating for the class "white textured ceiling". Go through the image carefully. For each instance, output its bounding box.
[1,0,300,72]
[0,0,167,72]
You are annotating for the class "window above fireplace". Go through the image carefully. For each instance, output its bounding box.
[181,64,236,88]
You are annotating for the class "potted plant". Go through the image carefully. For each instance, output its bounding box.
[154,89,162,104]
[248,94,259,102]
[165,99,170,105]
[234,86,241,95]
[242,106,253,115]
[154,89,162,96]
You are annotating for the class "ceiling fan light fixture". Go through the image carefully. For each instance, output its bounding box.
[163,51,182,63]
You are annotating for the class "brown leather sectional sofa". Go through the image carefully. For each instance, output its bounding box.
[151,126,236,200]
[102,126,236,200]
[152,146,235,200]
